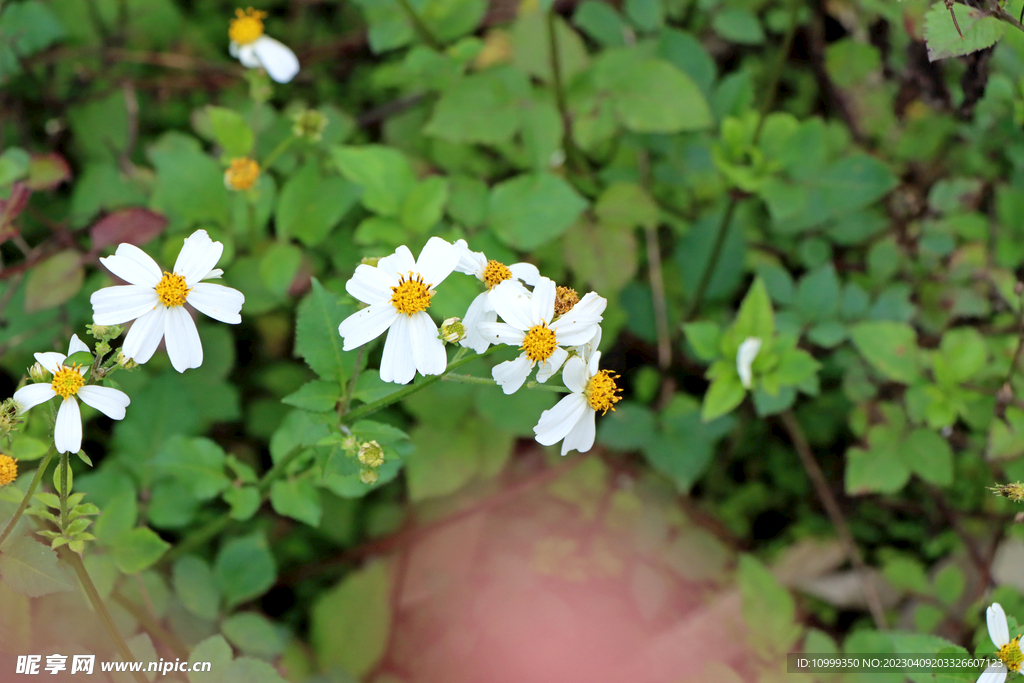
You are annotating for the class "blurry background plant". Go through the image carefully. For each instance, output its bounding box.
[6,0,1024,681]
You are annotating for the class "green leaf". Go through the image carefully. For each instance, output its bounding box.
[934,327,987,386]
[405,419,514,500]
[562,214,638,296]
[488,172,588,250]
[152,436,230,501]
[188,635,233,683]
[684,321,721,362]
[222,612,285,658]
[846,444,910,495]
[215,532,276,607]
[702,373,746,422]
[424,66,531,145]
[594,181,659,230]
[597,402,658,451]
[795,264,841,323]
[270,478,322,526]
[206,106,254,157]
[712,8,765,45]
[849,321,920,384]
[257,241,302,296]
[223,486,261,521]
[172,555,221,620]
[732,277,775,342]
[0,536,73,597]
[644,396,735,491]
[0,1,64,82]
[774,347,820,387]
[282,380,340,412]
[93,490,138,543]
[295,279,353,383]
[737,555,800,659]
[24,250,84,313]
[276,162,360,246]
[223,657,289,683]
[593,50,713,133]
[400,176,448,233]
[902,428,953,487]
[311,562,392,678]
[148,132,229,230]
[0,147,29,186]
[511,12,589,84]
[331,145,416,217]
[110,527,170,574]
[923,1,1005,62]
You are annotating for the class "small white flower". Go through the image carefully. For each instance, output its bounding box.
[90,230,245,373]
[338,237,461,385]
[736,336,762,389]
[479,277,606,395]
[453,239,540,354]
[533,351,621,456]
[13,336,130,455]
[979,602,1021,683]
[228,7,299,84]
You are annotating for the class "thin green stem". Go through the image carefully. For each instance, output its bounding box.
[59,452,69,531]
[63,550,148,683]
[0,447,55,549]
[547,10,587,177]
[261,135,295,170]
[396,0,443,50]
[111,589,190,659]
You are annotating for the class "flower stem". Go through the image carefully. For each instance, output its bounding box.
[59,451,69,531]
[261,134,295,170]
[0,446,54,549]
[63,549,148,683]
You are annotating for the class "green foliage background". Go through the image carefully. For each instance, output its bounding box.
[4,0,1024,680]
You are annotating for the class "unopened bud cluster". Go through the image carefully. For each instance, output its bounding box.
[292,108,328,141]
[0,398,23,440]
[991,482,1024,502]
[357,440,384,484]
[439,317,465,344]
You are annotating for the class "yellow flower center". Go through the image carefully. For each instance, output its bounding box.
[1000,637,1024,673]
[155,272,190,308]
[482,260,512,289]
[0,454,17,486]
[390,273,434,316]
[521,322,557,363]
[224,157,260,191]
[586,369,622,415]
[229,7,266,45]
[51,365,85,400]
[554,286,579,317]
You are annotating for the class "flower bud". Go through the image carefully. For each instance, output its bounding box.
[991,482,1024,502]
[0,454,16,486]
[224,157,260,191]
[28,362,50,382]
[87,324,120,340]
[439,317,466,344]
[357,440,385,468]
[116,351,139,370]
[0,399,23,439]
[292,108,329,142]
[554,286,579,317]
[359,467,379,485]
[342,435,359,454]
[360,256,381,268]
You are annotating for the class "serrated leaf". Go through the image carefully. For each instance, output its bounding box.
[924,1,1005,62]
[215,532,276,607]
[295,279,353,383]
[110,527,170,574]
[0,536,73,597]
[282,380,340,412]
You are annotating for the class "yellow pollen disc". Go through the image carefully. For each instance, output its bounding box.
[156,272,191,308]
[0,454,17,486]
[1000,637,1024,673]
[521,322,557,363]
[482,260,512,289]
[390,273,434,316]
[586,369,622,415]
[229,7,266,45]
[51,365,85,400]
[225,157,260,191]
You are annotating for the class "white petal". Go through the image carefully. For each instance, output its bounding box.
[90,285,158,325]
[380,315,416,385]
[229,41,240,58]
[34,352,66,375]
[339,303,398,351]
[563,356,589,394]
[577,327,602,362]
[77,385,130,421]
[534,394,589,447]
[460,293,497,354]
[204,268,224,280]
[236,43,261,68]
[476,322,526,347]
[54,398,82,455]
[164,306,203,372]
[252,35,299,84]
[122,307,167,364]
[377,245,417,281]
[346,264,396,306]
[509,262,540,286]
[187,283,244,324]
[67,335,90,356]
[492,354,534,395]
[532,277,557,324]
[536,346,569,384]
[489,280,534,331]
[174,230,224,286]
[560,408,597,456]
[977,664,1007,683]
[453,239,486,277]
[549,320,600,347]
[989,603,1010,647]
[737,337,762,389]
[408,312,448,377]
[12,383,56,411]
[551,291,606,333]
[414,236,459,287]
[100,244,162,287]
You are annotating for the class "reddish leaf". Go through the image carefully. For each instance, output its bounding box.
[90,208,167,250]
[25,153,71,190]
[24,250,84,312]
[0,182,30,242]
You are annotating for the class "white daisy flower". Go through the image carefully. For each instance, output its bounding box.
[228,7,299,84]
[89,230,245,373]
[453,239,540,354]
[13,335,130,455]
[533,351,621,456]
[979,603,1021,683]
[736,336,762,389]
[479,277,606,395]
[338,237,461,385]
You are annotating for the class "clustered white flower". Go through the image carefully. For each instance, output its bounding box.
[11,230,243,455]
[338,237,620,456]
